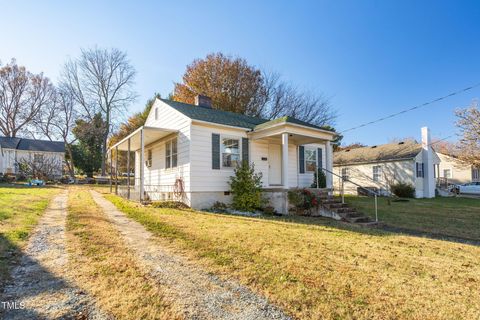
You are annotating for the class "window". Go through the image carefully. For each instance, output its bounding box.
[33,154,44,163]
[165,138,178,169]
[473,168,479,181]
[443,169,451,178]
[305,148,317,172]
[222,138,240,167]
[373,165,381,181]
[341,167,350,181]
[416,162,424,178]
[146,150,152,167]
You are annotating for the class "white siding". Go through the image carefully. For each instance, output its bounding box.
[437,153,474,184]
[142,100,192,192]
[190,123,248,192]
[333,160,416,195]
[0,149,64,176]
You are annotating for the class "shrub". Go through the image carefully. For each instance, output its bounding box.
[390,182,415,198]
[211,201,228,212]
[229,161,264,212]
[287,188,319,215]
[262,206,276,215]
[311,168,327,188]
[151,201,190,209]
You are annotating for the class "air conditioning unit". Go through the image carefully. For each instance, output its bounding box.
[145,160,152,167]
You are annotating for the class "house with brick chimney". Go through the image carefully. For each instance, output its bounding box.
[108,96,338,213]
[333,127,440,198]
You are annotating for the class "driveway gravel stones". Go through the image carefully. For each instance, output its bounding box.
[91,190,290,320]
[1,191,109,320]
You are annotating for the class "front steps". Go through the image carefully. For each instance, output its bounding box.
[308,189,374,224]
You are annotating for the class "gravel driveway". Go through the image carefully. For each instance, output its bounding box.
[90,191,290,320]
[1,190,109,320]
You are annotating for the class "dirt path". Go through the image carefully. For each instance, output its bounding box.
[1,190,109,320]
[90,191,290,320]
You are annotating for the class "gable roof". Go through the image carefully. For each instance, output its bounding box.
[334,141,422,166]
[159,99,334,132]
[160,99,267,129]
[0,137,65,153]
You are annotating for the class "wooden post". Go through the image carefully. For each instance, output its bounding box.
[140,128,144,202]
[109,149,113,193]
[115,146,119,195]
[127,138,131,200]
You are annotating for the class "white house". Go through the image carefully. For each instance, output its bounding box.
[108,96,337,213]
[0,137,65,178]
[333,127,440,198]
[436,152,479,185]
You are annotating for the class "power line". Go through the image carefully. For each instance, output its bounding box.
[340,83,480,134]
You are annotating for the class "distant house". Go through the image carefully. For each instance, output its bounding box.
[333,127,439,198]
[108,96,337,213]
[0,137,65,178]
[437,152,479,185]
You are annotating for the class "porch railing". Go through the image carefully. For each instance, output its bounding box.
[321,167,381,222]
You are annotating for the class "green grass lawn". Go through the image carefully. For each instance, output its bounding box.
[342,196,480,240]
[0,184,61,286]
[104,192,480,320]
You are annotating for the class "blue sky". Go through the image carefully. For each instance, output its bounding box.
[1,0,479,145]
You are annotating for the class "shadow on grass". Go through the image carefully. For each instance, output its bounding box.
[0,234,92,319]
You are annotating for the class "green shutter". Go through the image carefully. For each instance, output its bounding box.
[317,148,323,171]
[242,138,249,164]
[212,133,220,169]
[299,146,305,173]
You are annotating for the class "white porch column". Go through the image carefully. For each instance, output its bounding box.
[325,142,333,189]
[281,133,289,189]
[140,128,145,202]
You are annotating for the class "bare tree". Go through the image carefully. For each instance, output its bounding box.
[259,72,337,127]
[34,87,77,178]
[16,156,63,181]
[455,99,480,166]
[60,47,136,175]
[0,59,54,137]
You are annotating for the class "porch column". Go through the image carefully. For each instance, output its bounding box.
[109,149,113,193]
[281,133,289,188]
[140,128,145,202]
[325,142,333,189]
[115,146,119,195]
[127,138,131,200]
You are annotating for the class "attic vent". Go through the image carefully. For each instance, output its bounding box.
[398,141,405,145]
[371,145,377,149]
[195,95,212,108]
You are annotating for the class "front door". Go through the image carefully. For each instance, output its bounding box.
[268,144,282,185]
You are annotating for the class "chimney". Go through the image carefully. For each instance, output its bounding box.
[195,95,212,108]
[421,127,435,198]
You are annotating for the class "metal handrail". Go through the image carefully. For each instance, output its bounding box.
[321,167,380,222]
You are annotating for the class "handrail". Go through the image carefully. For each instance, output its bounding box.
[320,167,379,222]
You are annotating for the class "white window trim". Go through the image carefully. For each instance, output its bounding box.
[373,165,382,182]
[341,167,350,180]
[304,147,317,173]
[165,137,178,170]
[220,135,242,170]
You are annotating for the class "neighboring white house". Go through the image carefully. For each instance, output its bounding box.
[437,152,480,185]
[333,127,439,198]
[0,137,65,178]
[108,96,337,213]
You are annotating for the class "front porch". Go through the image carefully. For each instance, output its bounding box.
[108,125,178,202]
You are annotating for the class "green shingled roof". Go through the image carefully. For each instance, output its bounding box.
[160,99,267,129]
[160,99,332,132]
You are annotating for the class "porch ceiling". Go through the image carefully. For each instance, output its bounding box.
[259,133,329,145]
[109,126,177,152]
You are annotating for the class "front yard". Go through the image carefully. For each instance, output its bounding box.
[105,193,480,320]
[342,196,480,240]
